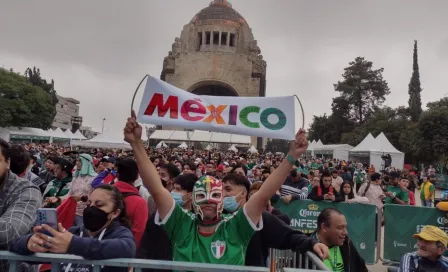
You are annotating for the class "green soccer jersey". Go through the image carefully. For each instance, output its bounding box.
[156,201,261,267]
[385,185,409,204]
[353,169,366,184]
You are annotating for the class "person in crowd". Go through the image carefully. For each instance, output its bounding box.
[9,144,47,193]
[124,110,327,265]
[251,166,262,182]
[147,163,181,216]
[249,181,290,224]
[68,153,97,227]
[402,168,419,194]
[279,170,309,204]
[182,161,196,175]
[399,225,448,270]
[91,157,117,188]
[353,163,367,193]
[10,184,136,272]
[331,169,343,192]
[340,167,352,183]
[230,164,247,177]
[39,156,57,184]
[311,208,368,271]
[308,175,320,195]
[30,155,40,176]
[42,159,74,208]
[308,171,343,202]
[221,173,327,267]
[340,181,369,204]
[138,173,197,272]
[205,161,217,176]
[401,179,416,206]
[174,160,183,172]
[112,158,148,248]
[357,172,385,209]
[420,175,435,207]
[384,171,409,205]
[216,165,226,180]
[261,169,270,181]
[0,139,42,271]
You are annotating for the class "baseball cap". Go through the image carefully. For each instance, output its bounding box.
[413,226,448,246]
[217,165,225,172]
[389,171,400,179]
[101,156,116,164]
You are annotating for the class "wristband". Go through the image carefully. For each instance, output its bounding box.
[286,154,296,165]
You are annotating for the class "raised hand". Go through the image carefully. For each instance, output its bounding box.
[124,110,142,144]
[289,129,309,160]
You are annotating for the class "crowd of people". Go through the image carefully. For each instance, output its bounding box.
[0,113,447,271]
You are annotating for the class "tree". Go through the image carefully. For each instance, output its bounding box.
[0,68,56,129]
[408,40,423,122]
[334,57,390,124]
[427,97,448,109]
[24,67,58,118]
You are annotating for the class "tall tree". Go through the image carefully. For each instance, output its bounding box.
[408,40,423,122]
[334,57,390,124]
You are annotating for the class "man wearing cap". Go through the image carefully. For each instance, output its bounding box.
[385,171,409,205]
[91,156,117,188]
[399,225,448,271]
[42,159,74,208]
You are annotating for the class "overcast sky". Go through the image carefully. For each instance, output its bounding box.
[1,0,447,135]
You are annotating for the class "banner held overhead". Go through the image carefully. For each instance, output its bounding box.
[136,76,296,140]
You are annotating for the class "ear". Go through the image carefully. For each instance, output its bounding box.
[110,208,121,220]
[6,159,10,169]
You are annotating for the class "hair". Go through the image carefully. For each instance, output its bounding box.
[262,169,270,175]
[250,181,263,191]
[150,156,159,164]
[222,173,251,200]
[160,163,181,179]
[320,170,332,184]
[115,159,139,183]
[9,145,30,175]
[184,161,197,172]
[55,159,74,177]
[95,184,130,229]
[331,169,339,175]
[340,181,355,199]
[174,173,197,192]
[47,156,60,164]
[231,164,247,175]
[290,169,298,177]
[317,208,343,231]
[0,139,11,161]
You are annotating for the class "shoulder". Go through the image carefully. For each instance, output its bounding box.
[400,252,418,263]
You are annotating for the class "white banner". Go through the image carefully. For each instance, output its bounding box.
[137,76,296,140]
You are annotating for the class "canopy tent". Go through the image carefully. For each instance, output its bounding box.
[71,131,131,149]
[178,142,188,149]
[0,127,51,141]
[306,140,317,157]
[64,129,76,139]
[149,130,251,145]
[349,132,404,170]
[228,145,238,152]
[156,141,168,149]
[315,140,324,147]
[248,145,258,154]
[205,144,212,151]
[313,144,353,161]
[52,128,71,140]
[73,130,87,140]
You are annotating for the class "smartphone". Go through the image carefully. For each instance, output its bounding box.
[35,208,58,237]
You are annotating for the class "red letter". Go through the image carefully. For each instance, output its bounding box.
[144,93,178,119]
[181,99,206,121]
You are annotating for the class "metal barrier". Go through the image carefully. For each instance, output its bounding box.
[269,249,330,271]
[0,251,327,272]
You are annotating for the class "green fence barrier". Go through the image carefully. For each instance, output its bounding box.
[384,204,448,262]
[435,174,448,189]
[274,200,376,264]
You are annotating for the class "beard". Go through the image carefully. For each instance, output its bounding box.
[0,171,8,187]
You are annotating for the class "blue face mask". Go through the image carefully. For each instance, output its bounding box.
[223,196,240,212]
[171,192,185,206]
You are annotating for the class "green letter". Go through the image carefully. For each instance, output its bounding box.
[260,108,287,130]
[239,106,260,128]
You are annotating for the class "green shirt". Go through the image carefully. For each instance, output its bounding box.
[420,181,435,200]
[385,185,409,204]
[157,201,259,267]
[323,246,344,271]
[354,169,366,184]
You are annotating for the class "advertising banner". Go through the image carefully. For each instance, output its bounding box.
[137,76,296,140]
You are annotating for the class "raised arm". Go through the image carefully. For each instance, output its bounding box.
[124,110,172,219]
[245,130,308,225]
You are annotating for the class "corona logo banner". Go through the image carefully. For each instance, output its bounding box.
[136,76,296,140]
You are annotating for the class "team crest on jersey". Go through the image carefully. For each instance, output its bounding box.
[211,240,226,259]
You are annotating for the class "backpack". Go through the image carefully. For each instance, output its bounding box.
[361,182,371,197]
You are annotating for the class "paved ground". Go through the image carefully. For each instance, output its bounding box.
[366,189,441,272]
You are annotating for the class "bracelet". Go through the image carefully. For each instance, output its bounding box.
[286,154,296,165]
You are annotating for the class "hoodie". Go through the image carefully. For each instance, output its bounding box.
[10,221,136,272]
[113,181,148,248]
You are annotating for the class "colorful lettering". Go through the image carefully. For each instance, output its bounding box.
[181,99,206,121]
[144,93,178,119]
[260,108,287,130]
[239,106,260,128]
[203,105,227,124]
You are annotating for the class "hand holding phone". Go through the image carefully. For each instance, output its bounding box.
[35,208,58,237]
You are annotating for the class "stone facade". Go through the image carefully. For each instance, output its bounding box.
[160,0,267,149]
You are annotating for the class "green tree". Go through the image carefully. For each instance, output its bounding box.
[334,57,390,124]
[427,97,448,109]
[308,114,331,143]
[0,68,55,129]
[408,40,423,122]
[24,67,58,117]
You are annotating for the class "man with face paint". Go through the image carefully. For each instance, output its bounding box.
[222,173,328,267]
[138,173,197,272]
[0,139,42,271]
[124,110,328,266]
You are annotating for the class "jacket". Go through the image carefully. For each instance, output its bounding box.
[10,221,136,272]
[245,211,317,267]
[308,184,344,202]
[114,181,148,248]
[92,170,117,189]
[137,213,173,272]
[279,177,309,200]
[308,232,368,272]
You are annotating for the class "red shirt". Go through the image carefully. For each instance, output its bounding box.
[408,190,416,206]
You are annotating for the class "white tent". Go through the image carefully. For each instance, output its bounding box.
[314,144,353,161]
[64,129,76,139]
[349,132,404,170]
[156,141,168,149]
[52,128,71,140]
[178,142,188,149]
[315,140,324,147]
[248,145,258,154]
[73,130,87,140]
[150,130,251,145]
[0,127,51,141]
[205,144,212,151]
[71,131,131,149]
[228,145,238,152]
[307,140,316,156]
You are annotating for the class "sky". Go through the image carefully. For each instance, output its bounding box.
[1,0,447,135]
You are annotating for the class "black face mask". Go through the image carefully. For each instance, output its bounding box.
[83,206,110,232]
